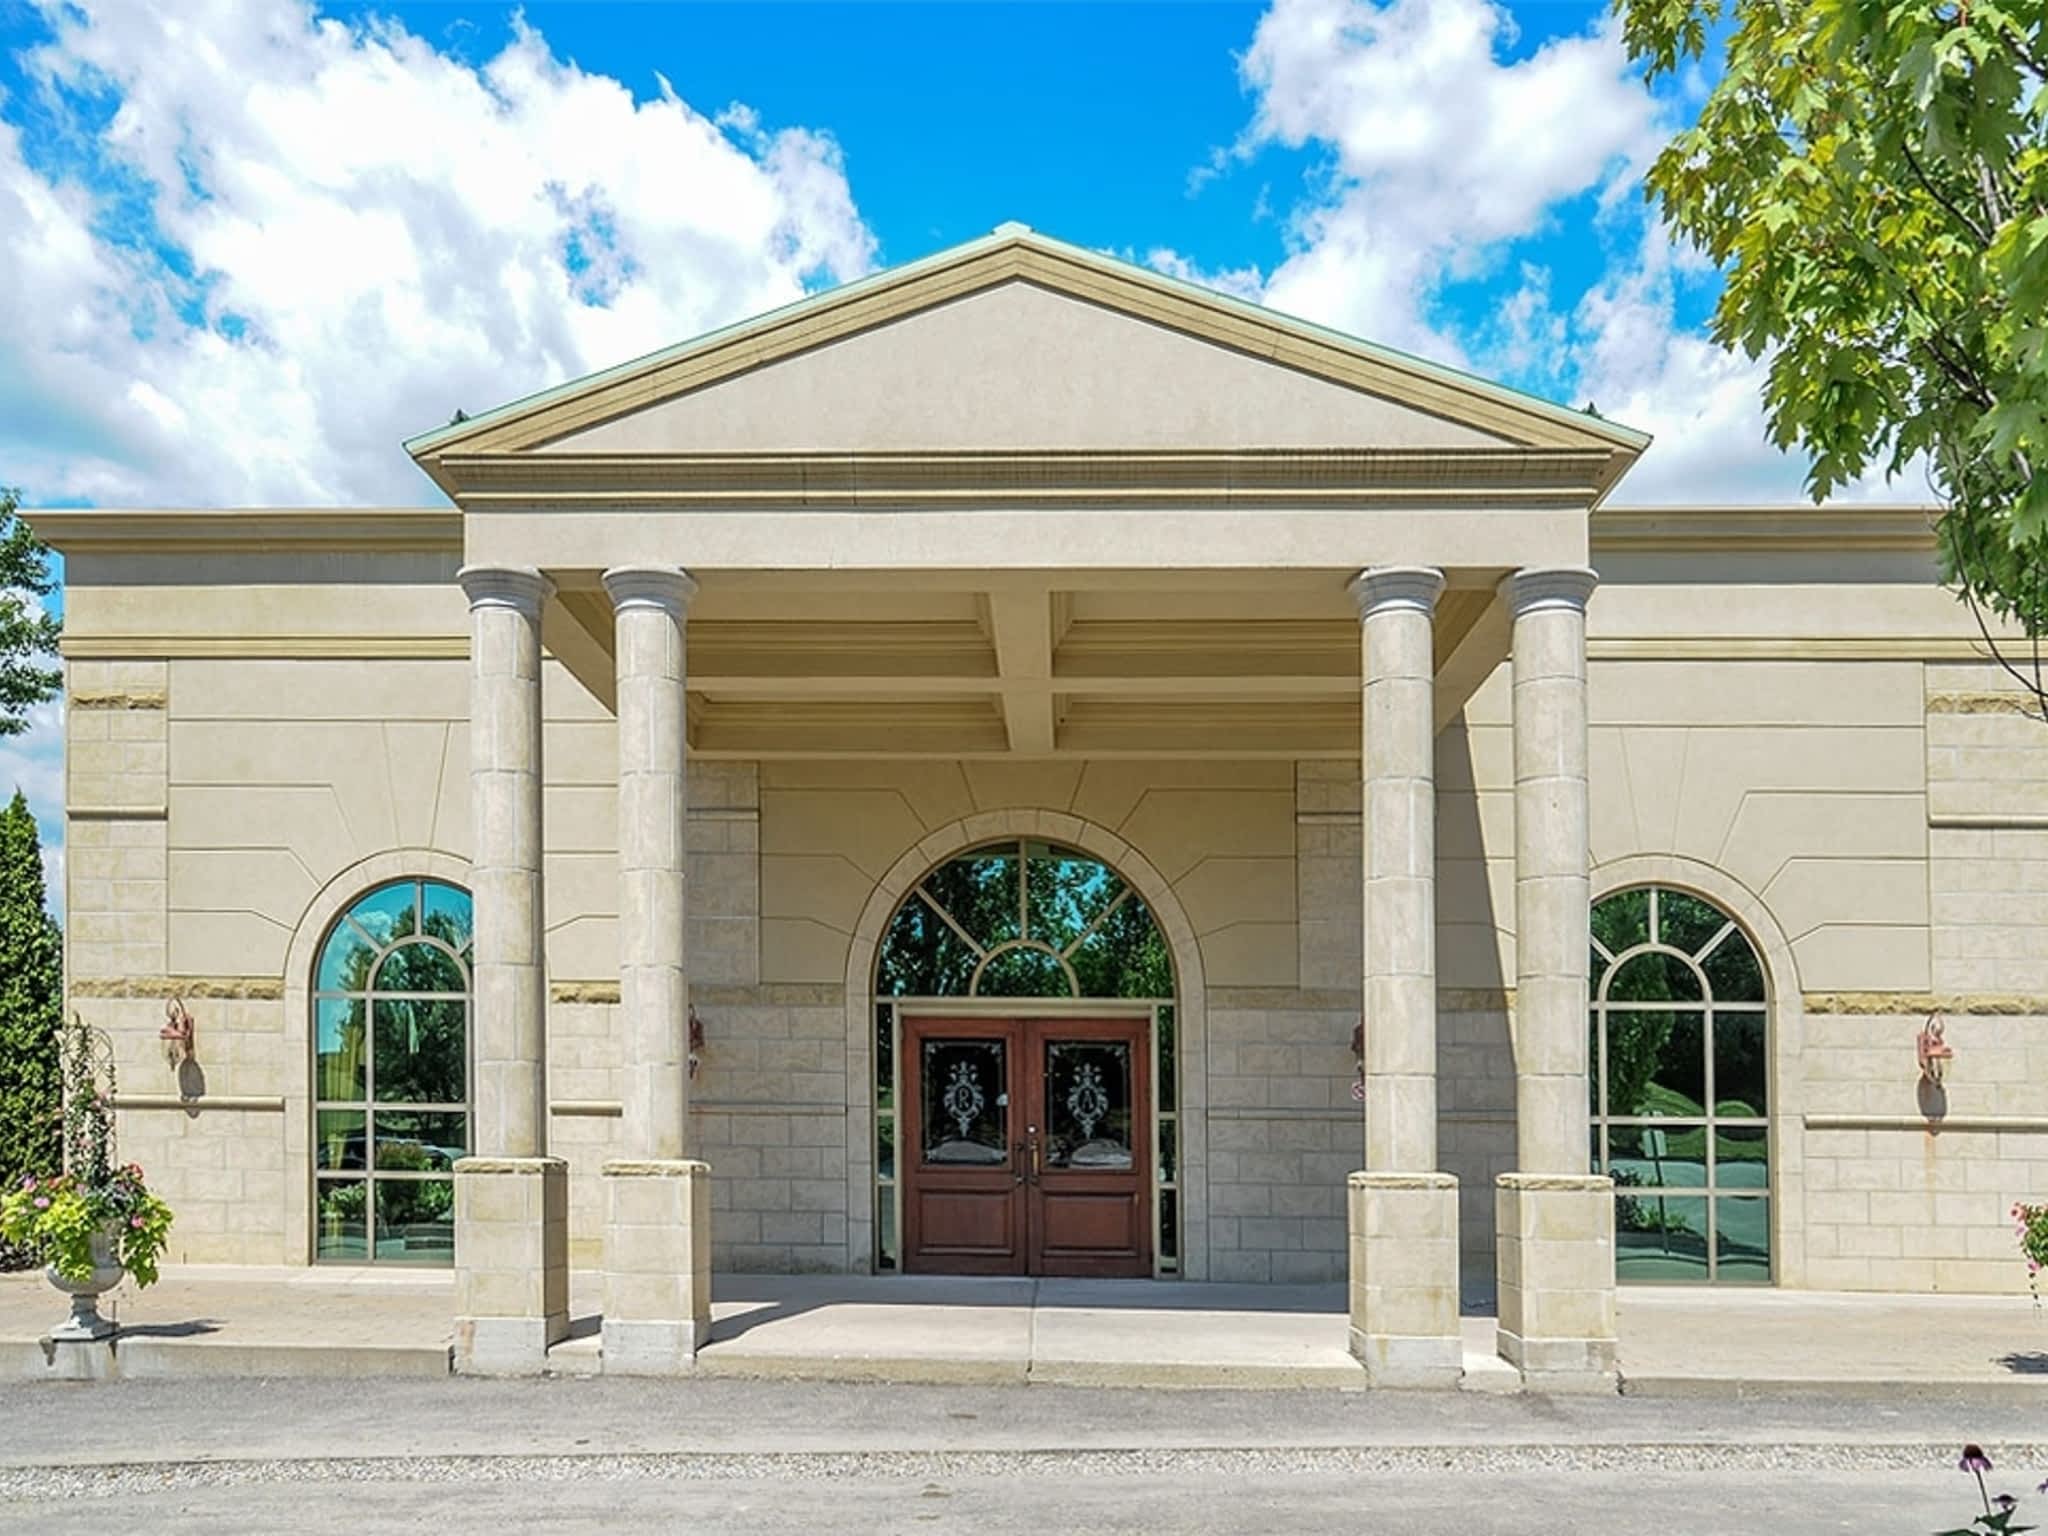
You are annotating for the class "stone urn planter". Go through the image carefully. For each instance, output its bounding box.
[46,1225,125,1341]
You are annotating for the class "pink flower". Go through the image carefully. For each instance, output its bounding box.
[129,1216,144,1229]
[31,1196,48,1210]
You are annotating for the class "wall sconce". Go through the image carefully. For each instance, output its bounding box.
[1916,1014,1953,1087]
[160,997,196,1068]
[688,1004,705,1081]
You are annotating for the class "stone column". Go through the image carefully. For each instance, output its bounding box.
[452,565,568,1375]
[1343,565,1460,1389]
[599,566,712,1374]
[1495,565,1616,1392]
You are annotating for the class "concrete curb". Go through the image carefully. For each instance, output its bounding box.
[690,1352,1030,1387]
[1619,1372,2048,1400]
[2,1333,453,1382]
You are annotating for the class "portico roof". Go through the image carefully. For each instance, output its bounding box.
[405,222,1648,510]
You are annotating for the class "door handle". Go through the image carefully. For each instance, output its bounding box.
[1027,1128,1041,1186]
[1013,1141,1027,1185]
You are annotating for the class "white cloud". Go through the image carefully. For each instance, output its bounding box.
[1,0,878,507]
[1230,0,1662,367]
[1210,0,1927,505]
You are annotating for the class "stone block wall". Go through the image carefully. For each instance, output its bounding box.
[1792,662,2048,1294]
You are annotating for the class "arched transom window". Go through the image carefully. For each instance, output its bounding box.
[311,878,473,1266]
[1589,885,1770,1284]
[878,839,1173,999]
[872,839,1180,1275]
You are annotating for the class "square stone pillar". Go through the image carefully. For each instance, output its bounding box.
[1496,567,1615,1391]
[1348,1172,1462,1387]
[451,1157,569,1374]
[1495,1174,1617,1390]
[601,1159,712,1372]
[1344,566,1460,1387]
[454,566,568,1376]
[599,566,710,1374]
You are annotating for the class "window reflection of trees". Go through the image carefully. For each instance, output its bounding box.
[877,840,1172,1000]
[1590,885,1770,1285]
[311,878,472,1267]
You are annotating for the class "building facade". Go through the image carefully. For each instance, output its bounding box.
[38,226,2048,1380]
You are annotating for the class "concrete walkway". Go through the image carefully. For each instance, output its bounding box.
[5,1265,2048,1393]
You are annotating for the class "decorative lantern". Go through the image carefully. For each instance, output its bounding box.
[160,997,196,1068]
[1916,1014,1953,1087]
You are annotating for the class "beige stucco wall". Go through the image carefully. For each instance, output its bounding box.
[56,550,2048,1296]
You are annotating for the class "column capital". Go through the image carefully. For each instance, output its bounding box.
[1500,566,1598,616]
[603,565,699,615]
[458,564,554,615]
[1347,565,1445,619]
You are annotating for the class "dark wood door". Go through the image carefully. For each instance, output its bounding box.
[901,1020,1026,1274]
[901,1016,1150,1278]
[1024,1018,1151,1278]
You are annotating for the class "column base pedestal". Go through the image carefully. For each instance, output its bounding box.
[1494,1173,1617,1393]
[452,1156,570,1376]
[601,1159,712,1375]
[1347,1171,1462,1389]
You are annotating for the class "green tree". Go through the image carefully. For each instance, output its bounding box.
[0,790,64,1267]
[0,488,61,736]
[1618,2,2048,705]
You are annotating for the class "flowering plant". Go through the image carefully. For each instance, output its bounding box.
[1935,1444,2041,1536]
[0,1167,172,1286]
[0,1013,173,1286]
[2015,1204,2048,1307]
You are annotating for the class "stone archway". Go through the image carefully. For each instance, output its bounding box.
[840,810,1210,1277]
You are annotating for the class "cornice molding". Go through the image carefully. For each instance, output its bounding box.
[29,506,460,555]
[431,447,1619,510]
[1592,504,1941,554]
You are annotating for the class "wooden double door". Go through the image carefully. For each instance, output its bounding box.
[901,1016,1151,1278]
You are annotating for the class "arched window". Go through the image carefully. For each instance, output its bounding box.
[311,878,472,1266]
[878,839,1173,999]
[1590,885,1770,1284]
[872,839,1179,1274]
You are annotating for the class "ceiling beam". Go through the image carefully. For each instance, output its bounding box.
[542,589,616,712]
[1433,589,1510,734]
[983,588,1059,755]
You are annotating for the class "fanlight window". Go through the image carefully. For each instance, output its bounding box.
[878,839,1173,999]
[311,878,473,1266]
[1589,885,1770,1285]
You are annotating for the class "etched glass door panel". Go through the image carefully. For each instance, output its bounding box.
[919,1039,1008,1166]
[1043,1041,1133,1170]
[1026,1022,1150,1277]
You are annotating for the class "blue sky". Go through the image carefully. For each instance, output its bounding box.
[0,0,1915,897]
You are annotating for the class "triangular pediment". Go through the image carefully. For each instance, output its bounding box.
[408,225,1645,500]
